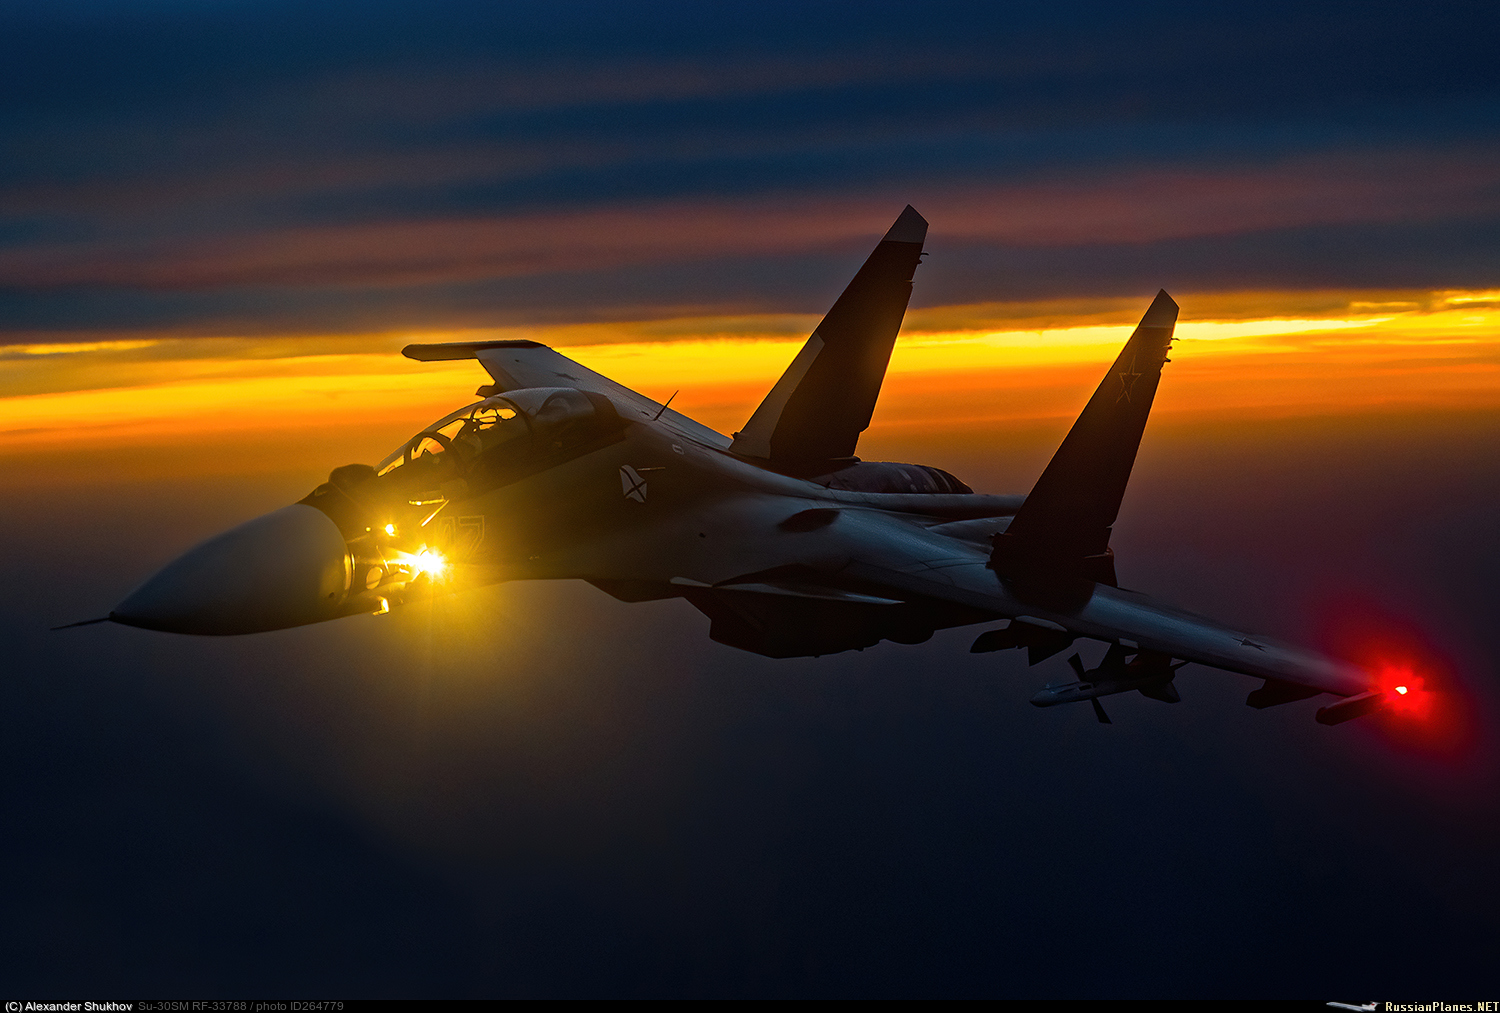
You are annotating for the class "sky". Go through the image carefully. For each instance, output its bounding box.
[3,0,1500,998]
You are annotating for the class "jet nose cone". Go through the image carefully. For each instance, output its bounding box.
[112,504,352,635]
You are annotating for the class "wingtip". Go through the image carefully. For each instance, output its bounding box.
[403,339,547,361]
[882,204,928,245]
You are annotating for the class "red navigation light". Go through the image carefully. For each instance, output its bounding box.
[1317,664,1439,726]
[1312,597,1473,760]
[1374,666,1431,720]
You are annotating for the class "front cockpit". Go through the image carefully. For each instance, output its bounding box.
[375,397,528,489]
[298,386,628,614]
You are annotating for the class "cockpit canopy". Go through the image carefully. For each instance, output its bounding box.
[377,387,623,480]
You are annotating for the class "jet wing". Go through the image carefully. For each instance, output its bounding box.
[823,522,1374,699]
[402,339,732,450]
[1048,583,1369,695]
[675,504,1374,702]
[817,519,1373,698]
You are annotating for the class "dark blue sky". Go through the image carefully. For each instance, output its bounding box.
[6,410,1499,996]
[1,0,1497,337]
[4,4,1500,999]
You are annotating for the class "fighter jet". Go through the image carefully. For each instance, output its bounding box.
[95,206,1410,726]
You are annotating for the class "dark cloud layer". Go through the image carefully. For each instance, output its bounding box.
[5,214,1498,337]
[1,1,1498,337]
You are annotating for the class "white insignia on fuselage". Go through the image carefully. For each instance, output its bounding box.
[620,465,648,503]
[435,514,486,556]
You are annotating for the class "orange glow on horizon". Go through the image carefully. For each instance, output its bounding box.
[2,288,1499,462]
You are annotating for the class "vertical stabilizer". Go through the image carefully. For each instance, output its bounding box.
[992,290,1179,586]
[731,206,927,472]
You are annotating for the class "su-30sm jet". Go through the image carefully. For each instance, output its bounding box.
[91,207,1411,726]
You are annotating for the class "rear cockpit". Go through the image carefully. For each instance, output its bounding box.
[375,387,624,486]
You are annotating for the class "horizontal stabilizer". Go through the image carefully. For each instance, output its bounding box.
[992,290,1179,585]
[730,205,927,472]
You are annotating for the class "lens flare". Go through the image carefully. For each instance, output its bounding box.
[412,548,448,579]
[388,546,450,583]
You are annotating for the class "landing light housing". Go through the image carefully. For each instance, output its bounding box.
[412,548,448,579]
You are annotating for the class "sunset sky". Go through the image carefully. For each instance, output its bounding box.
[4,1,1499,997]
[3,0,1500,469]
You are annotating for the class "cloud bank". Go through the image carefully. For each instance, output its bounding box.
[1,1,1497,340]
